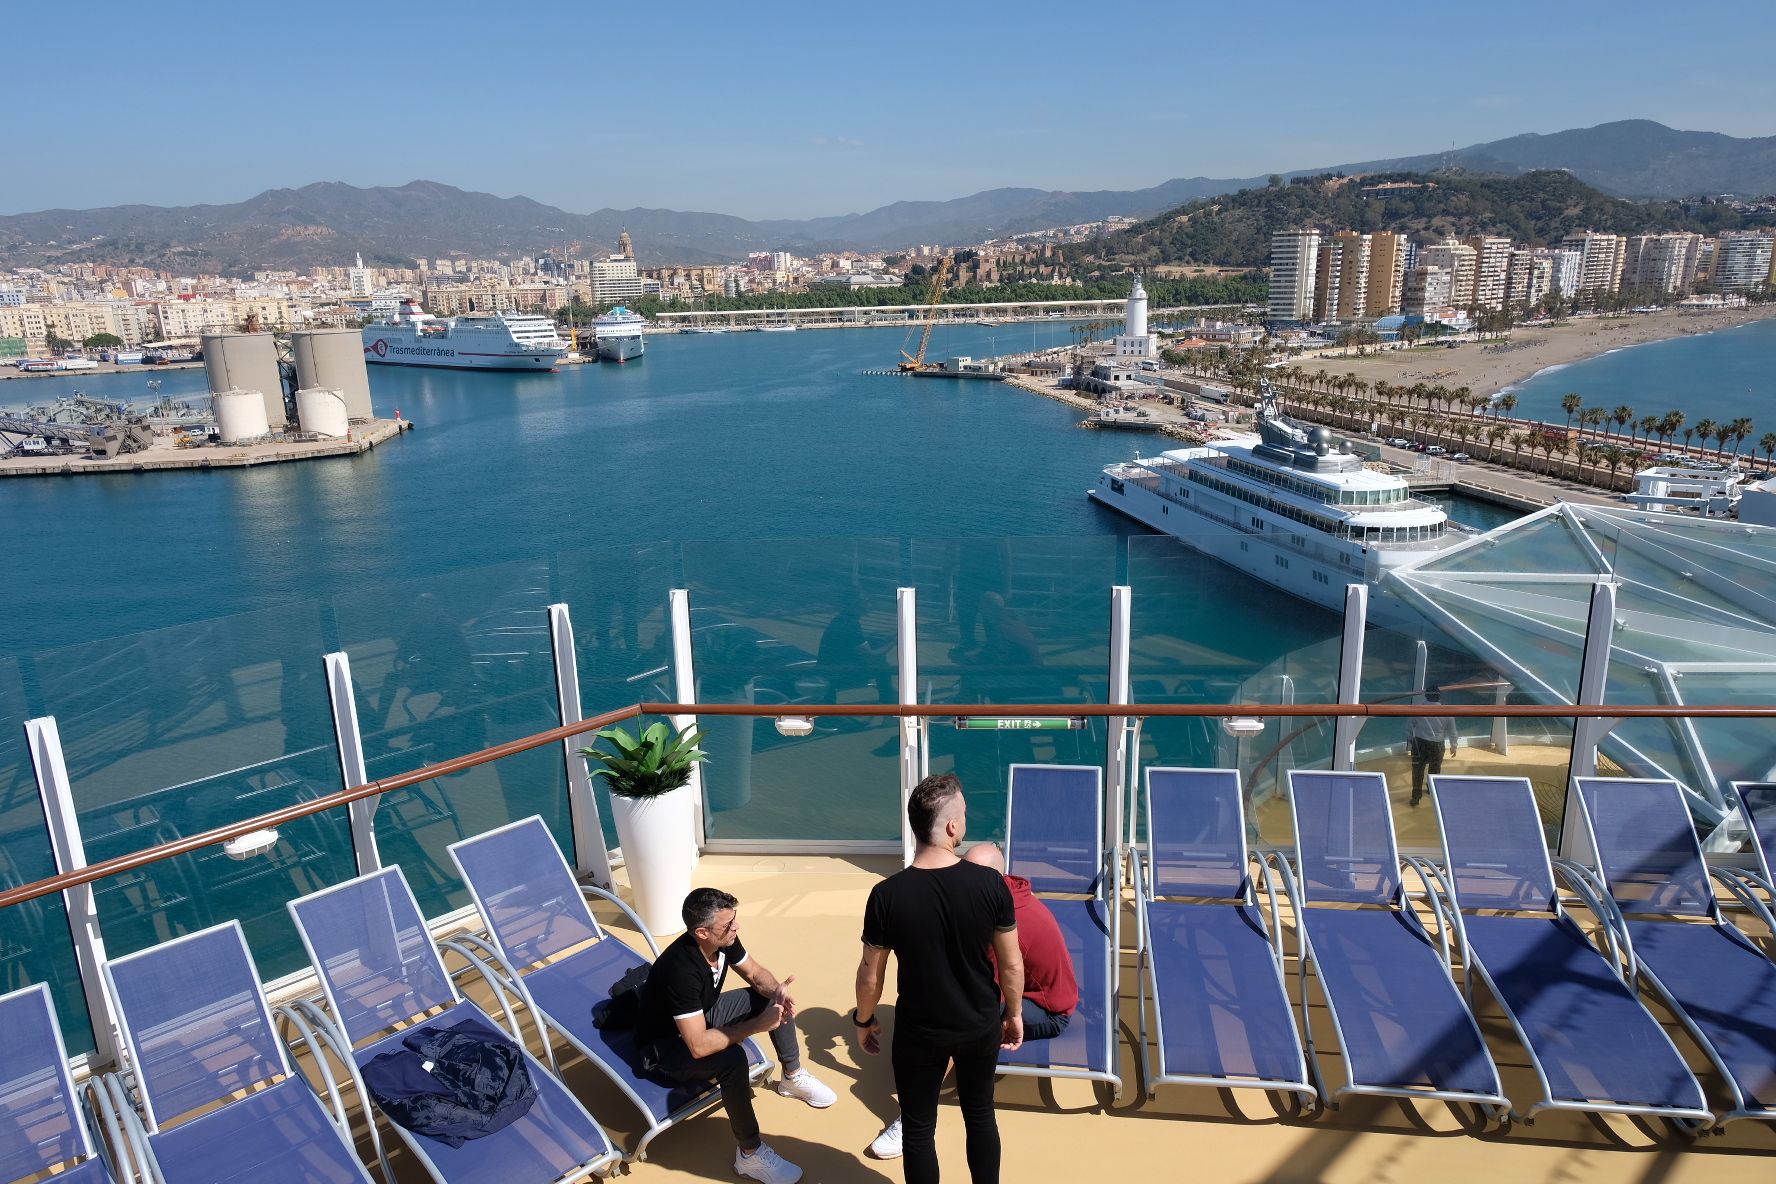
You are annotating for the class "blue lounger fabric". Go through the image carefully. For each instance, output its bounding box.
[150,1078,371,1184]
[1626,921,1776,1111]
[999,898,1111,1074]
[1145,901,1304,1084]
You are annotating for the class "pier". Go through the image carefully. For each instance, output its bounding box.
[656,299,1248,332]
[0,418,413,478]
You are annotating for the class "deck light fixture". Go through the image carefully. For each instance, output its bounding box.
[1220,717,1266,737]
[774,716,815,737]
[223,828,281,860]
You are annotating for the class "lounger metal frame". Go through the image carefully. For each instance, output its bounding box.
[1427,774,1714,1129]
[2,981,131,1184]
[998,763,1123,1099]
[1571,776,1776,1128]
[290,865,621,1184]
[1130,767,1318,1108]
[1711,781,1776,939]
[447,816,771,1162]
[97,920,370,1184]
[1283,770,1510,1121]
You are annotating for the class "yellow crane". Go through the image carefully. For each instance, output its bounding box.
[898,255,953,373]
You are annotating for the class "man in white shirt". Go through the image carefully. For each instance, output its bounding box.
[1407,689,1457,807]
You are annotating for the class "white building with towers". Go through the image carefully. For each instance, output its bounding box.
[348,253,374,298]
[1113,273,1158,358]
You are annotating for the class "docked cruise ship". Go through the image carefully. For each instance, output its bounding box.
[593,306,646,362]
[1090,382,1468,622]
[361,300,566,370]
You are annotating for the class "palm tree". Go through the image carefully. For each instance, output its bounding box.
[1683,424,1698,450]
[1694,418,1719,458]
[1728,417,1754,457]
[1661,410,1684,448]
[1581,407,1607,440]
[1498,393,1518,420]
[1638,415,1658,445]
[1760,432,1776,468]
[1611,405,1634,441]
[1509,433,1529,466]
[1561,392,1583,433]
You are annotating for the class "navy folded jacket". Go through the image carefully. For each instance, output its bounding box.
[362,1014,538,1147]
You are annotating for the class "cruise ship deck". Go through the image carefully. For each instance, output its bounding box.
[4,525,1775,1182]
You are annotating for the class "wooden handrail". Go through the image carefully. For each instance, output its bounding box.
[3,698,1772,913]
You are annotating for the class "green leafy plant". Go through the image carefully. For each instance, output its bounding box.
[581,721,706,799]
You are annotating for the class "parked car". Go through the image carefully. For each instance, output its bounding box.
[1426,445,1448,456]
[1451,452,1471,462]
[1385,436,1411,447]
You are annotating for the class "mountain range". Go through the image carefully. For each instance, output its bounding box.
[2,120,1771,271]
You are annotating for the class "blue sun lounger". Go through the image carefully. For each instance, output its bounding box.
[447,817,770,1161]
[1428,774,1710,1126]
[1133,768,1316,1106]
[1572,776,1776,1126]
[0,983,116,1184]
[101,922,375,1184]
[996,764,1122,1098]
[289,866,620,1183]
[1286,770,1508,1118]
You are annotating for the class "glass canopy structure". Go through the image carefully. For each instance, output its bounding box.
[1389,503,1776,841]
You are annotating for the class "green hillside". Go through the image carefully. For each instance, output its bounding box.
[1088,170,1766,268]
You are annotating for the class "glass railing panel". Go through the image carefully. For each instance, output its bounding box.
[334,560,567,915]
[556,541,680,849]
[910,536,1116,842]
[21,604,363,990]
[0,657,93,1054]
[1125,533,1344,844]
[680,538,903,842]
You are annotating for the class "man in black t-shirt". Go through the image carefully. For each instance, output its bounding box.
[854,773,1024,1184]
[640,888,836,1184]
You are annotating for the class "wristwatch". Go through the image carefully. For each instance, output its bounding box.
[850,1007,877,1027]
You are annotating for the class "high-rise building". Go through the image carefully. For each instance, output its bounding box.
[1712,231,1775,292]
[1560,231,1627,297]
[1462,236,1512,310]
[1620,232,1699,296]
[1364,232,1407,316]
[348,253,374,298]
[1313,231,1370,323]
[1418,241,1478,306]
[591,254,643,305]
[1402,264,1453,316]
[1267,230,1320,322]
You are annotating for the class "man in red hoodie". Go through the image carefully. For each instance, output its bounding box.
[866,840,1079,1160]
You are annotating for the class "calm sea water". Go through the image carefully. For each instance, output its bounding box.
[3,320,1510,649]
[1501,316,1776,435]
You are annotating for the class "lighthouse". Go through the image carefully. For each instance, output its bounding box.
[1113,273,1157,358]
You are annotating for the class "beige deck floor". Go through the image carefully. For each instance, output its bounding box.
[317,852,1776,1184]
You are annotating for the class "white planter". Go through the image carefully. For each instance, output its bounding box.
[611,787,697,937]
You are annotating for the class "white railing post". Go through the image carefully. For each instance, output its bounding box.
[897,587,920,868]
[1332,584,1368,771]
[1561,581,1619,862]
[668,590,706,858]
[1106,584,1132,871]
[24,716,118,1063]
[323,651,381,876]
[549,604,614,888]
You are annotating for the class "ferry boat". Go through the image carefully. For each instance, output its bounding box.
[593,306,646,362]
[1089,381,1469,624]
[361,300,565,370]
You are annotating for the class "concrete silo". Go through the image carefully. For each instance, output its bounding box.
[213,389,271,443]
[292,329,373,421]
[294,388,350,438]
[201,332,286,428]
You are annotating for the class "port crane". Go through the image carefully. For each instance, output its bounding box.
[898,255,953,373]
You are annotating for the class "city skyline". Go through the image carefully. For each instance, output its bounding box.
[5,0,1774,219]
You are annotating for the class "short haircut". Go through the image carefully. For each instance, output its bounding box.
[908,773,964,844]
[683,887,738,931]
[1424,690,1442,702]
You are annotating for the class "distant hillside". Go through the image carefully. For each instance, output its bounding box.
[1089,171,1767,269]
[2,120,1772,270]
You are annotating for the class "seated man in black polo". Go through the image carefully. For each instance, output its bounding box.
[639,887,836,1184]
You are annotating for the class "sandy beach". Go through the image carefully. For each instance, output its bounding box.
[1297,304,1776,399]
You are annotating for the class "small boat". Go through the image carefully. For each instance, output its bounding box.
[758,324,797,333]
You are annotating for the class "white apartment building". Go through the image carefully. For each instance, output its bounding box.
[150,298,295,338]
[0,300,152,349]
[1314,231,1370,323]
[1418,241,1478,307]
[1560,231,1627,296]
[1712,231,1775,292]
[1267,230,1320,322]
[1621,233,1700,295]
[591,254,644,305]
[1463,235,1512,310]
[1402,264,1453,316]
[1365,231,1407,317]
[348,253,375,298]
[1506,249,1556,308]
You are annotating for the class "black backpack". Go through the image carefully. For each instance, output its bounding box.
[592,963,652,1030]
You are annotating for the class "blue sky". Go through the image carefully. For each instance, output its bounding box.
[6,0,1770,219]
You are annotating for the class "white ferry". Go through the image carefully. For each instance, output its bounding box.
[593,306,646,362]
[1089,382,1470,623]
[361,300,565,371]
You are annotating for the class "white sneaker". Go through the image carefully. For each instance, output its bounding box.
[735,1142,802,1184]
[868,1116,903,1159]
[775,1068,837,1108]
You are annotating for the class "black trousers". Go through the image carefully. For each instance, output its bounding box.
[1409,736,1445,796]
[892,1027,1001,1184]
[650,989,801,1151]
